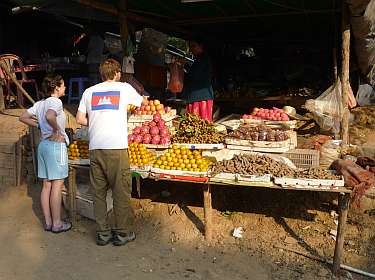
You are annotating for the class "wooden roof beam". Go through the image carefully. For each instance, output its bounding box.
[175,9,341,25]
[76,0,191,36]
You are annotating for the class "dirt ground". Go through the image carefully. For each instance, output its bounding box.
[0,179,374,280]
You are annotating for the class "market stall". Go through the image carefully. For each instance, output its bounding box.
[66,98,355,273]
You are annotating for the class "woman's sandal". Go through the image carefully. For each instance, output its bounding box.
[44,224,52,232]
[51,222,72,234]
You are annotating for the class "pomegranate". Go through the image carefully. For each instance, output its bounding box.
[135,134,143,143]
[149,121,157,127]
[133,127,141,135]
[158,119,166,128]
[150,126,159,136]
[142,134,151,144]
[160,137,170,145]
[159,128,169,137]
[141,125,150,135]
[153,113,161,123]
[151,135,160,145]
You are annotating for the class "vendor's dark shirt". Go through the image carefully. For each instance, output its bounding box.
[182,53,214,104]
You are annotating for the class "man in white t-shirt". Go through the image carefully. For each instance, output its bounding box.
[76,58,143,246]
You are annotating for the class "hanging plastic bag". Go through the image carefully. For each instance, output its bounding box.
[305,79,343,133]
[167,62,184,93]
[356,84,375,106]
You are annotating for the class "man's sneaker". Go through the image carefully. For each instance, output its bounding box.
[96,232,113,246]
[112,231,136,246]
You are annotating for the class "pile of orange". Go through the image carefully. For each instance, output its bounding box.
[68,140,89,160]
[153,145,213,172]
[128,143,156,166]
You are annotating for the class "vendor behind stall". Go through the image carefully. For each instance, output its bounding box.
[182,39,214,122]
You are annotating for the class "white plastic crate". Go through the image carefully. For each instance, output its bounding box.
[62,187,113,220]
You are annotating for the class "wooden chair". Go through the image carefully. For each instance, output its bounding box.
[0,54,40,107]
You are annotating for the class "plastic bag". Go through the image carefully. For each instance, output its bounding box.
[319,140,342,168]
[356,84,375,106]
[167,62,184,93]
[305,79,343,133]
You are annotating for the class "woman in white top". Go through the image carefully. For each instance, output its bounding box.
[19,74,71,233]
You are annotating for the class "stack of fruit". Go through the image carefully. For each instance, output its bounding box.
[128,113,171,145]
[128,143,156,167]
[153,145,213,172]
[129,98,172,116]
[68,140,89,160]
[172,113,226,144]
[242,107,290,121]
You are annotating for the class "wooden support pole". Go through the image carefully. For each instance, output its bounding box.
[0,83,4,112]
[136,176,141,198]
[340,2,350,144]
[118,0,129,55]
[68,166,77,225]
[332,193,350,274]
[203,184,212,241]
[333,48,338,81]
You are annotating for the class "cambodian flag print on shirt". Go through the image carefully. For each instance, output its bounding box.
[91,91,120,111]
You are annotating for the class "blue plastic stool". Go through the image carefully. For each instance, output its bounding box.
[68,77,88,104]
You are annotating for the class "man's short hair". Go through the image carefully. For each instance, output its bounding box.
[99,58,121,81]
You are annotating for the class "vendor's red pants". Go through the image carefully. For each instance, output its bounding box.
[186,100,213,122]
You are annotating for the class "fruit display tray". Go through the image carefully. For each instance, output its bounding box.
[172,143,225,150]
[151,167,208,177]
[130,165,151,172]
[208,172,271,183]
[143,144,171,149]
[274,175,345,187]
[69,159,90,165]
[225,137,291,148]
[241,118,297,129]
[128,110,177,122]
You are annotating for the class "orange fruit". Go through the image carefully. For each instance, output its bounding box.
[168,162,174,167]
[183,159,190,164]
[160,156,167,161]
[182,154,188,160]
[159,165,165,169]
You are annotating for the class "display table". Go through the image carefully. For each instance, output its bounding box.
[67,162,351,274]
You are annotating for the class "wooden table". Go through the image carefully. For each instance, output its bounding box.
[67,164,351,275]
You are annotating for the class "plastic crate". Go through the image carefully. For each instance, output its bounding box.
[62,188,113,220]
[282,149,320,169]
